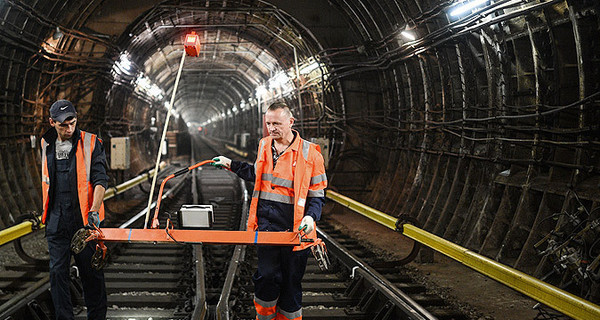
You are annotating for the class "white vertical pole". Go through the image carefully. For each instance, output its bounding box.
[144,50,186,228]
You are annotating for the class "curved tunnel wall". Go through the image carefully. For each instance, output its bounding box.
[0,0,599,302]
[325,0,600,298]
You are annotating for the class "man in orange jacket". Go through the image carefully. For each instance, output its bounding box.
[213,102,327,320]
[41,100,108,319]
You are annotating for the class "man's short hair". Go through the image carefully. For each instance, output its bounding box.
[266,102,294,119]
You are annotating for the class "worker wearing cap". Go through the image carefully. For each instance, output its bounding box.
[41,100,108,319]
[213,102,327,320]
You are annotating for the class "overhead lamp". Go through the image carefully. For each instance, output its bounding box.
[148,84,164,100]
[52,27,63,40]
[136,75,151,89]
[255,85,267,98]
[118,53,132,71]
[269,72,290,90]
[400,30,416,41]
[300,61,320,75]
[184,31,201,57]
[449,0,488,17]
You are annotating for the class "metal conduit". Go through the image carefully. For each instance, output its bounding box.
[104,162,166,200]
[325,190,600,320]
[0,163,167,247]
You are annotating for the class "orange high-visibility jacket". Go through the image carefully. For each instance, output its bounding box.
[247,131,327,251]
[41,130,105,225]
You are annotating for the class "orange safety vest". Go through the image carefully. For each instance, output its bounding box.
[247,130,327,251]
[41,130,105,225]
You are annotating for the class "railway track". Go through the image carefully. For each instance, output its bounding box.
[88,175,194,320]
[0,164,190,320]
[1,137,473,320]
[197,137,472,320]
[225,217,470,320]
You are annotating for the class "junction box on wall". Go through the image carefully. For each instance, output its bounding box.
[110,137,130,170]
[311,137,330,169]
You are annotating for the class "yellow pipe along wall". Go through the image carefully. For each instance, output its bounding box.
[0,163,166,247]
[325,190,600,320]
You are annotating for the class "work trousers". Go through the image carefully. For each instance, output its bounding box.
[253,246,309,320]
[46,158,106,320]
[47,234,107,320]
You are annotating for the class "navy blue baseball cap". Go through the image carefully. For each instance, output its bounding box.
[50,100,77,123]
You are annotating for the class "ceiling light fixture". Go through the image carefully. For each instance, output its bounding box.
[52,27,63,40]
[449,0,488,17]
[400,30,416,41]
[300,61,320,75]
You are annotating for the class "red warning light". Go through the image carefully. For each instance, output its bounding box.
[184,31,201,57]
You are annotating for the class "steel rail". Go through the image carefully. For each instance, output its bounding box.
[189,135,207,320]
[0,275,51,318]
[0,169,189,319]
[317,226,436,320]
[216,180,250,320]
[190,245,208,320]
[325,190,600,320]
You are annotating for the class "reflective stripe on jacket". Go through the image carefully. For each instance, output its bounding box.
[247,130,327,251]
[41,130,105,225]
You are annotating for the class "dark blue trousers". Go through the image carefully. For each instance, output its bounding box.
[253,246,309,312]
[47,232,107,320]
[47,158,106,320]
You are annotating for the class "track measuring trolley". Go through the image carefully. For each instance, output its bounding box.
[70,159,330,270]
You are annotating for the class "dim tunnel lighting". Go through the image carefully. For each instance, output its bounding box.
[52,27,63,40]
[300,61,320,75]
[118,53,133,70]
[400,30,416,41]
[268,72,291,91]
[113,52,135,76]
[255,85,267,98]
[135,74,164,101]
[450,0,488,16]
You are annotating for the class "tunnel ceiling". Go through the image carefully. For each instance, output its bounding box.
[107,1,325,128]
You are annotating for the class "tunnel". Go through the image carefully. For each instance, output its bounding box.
[0,0,599,318]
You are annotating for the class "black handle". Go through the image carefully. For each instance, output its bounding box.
[173,167,190,177]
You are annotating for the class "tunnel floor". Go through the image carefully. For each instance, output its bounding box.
[324,204,540,320]
[0,195,562,320]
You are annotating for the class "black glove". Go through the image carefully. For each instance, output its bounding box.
[87,211,100,229]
